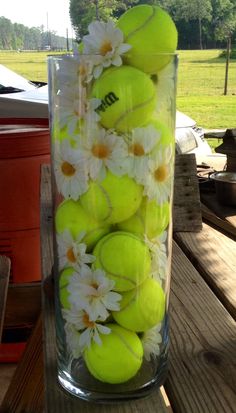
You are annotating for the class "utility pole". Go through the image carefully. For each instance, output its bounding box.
[66,28,69,51]
[224,35,231,96]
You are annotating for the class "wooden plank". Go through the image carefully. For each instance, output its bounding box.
[4,282,41,328]
[0,256,10,341]
[201,203,236,239]
[40,164,169,413]
[165,241,236,413]
[201,191,236,229]
[0,315,44,413]
[173,154,202,232]
[0,364,17,406]
[174,222,236,320]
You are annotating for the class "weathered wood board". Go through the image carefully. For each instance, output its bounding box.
[173,154,202,232]
[166,241,236,413]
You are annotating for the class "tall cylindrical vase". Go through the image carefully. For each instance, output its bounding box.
[48,52,178,402]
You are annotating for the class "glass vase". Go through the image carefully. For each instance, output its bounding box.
[47,53,178,402]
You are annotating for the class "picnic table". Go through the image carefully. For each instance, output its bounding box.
[1,156,236,413]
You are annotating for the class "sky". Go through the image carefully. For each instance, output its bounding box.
[1,0,73,38]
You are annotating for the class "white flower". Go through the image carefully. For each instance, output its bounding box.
[145,232,168,284]
[62,306,111,350]
[53,139,88,200]
[56,230,95,271]
[68,266,121,321]
[125,125,160,183]
[64,323,81,358]
[57,85,100,135]
[79,126,128,180]
[141,323,162,361]
[83,20,131,79]
[143,145,173,204]
[57,52,93,87]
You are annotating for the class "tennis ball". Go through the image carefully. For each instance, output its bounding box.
[59,267,74,309]
[84,323,143,384]
[148,117,174,148]
[80,170,143,224]
[117,196,170,239]
[113,277,165,332]
[92,231,151,292]
[55,199,110,251]
[91,65,156,132]
[117,5,178,74]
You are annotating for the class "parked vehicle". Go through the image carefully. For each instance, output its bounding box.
[0,64,212,155]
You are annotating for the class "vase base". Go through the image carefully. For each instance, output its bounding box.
[57,353,168,403]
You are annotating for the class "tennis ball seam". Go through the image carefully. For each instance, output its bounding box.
[113,92,156,131]
[112,330,142,361]
[96,181,113,221]
[125,6,155,42]
[97,232,148,287]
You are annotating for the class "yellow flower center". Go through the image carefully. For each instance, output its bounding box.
[83,312,95,328]
[92,144,110,159]
[66,247,77,263]
[129,143,145,156]
[61,161,76,176]
[154,165,168,182]
[100,41,113,56]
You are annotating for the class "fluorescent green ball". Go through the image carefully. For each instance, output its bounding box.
[112,277,165,332]
[117,196,170,239]
[92,231,151,292]
[80,171,143,224]
[59,267,74,309]
[55,199,110,251]
[117,5,178,74]
[91,65,156,132]
[148,117,174,148]
[84,323,143,384]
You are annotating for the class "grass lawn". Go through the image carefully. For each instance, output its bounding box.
[1,49,236,131]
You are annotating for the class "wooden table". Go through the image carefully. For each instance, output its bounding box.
[1,162,236,413]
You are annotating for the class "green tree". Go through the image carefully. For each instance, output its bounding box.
[170,0,212,49]
[0,17,14,49]
[69,0,139,39]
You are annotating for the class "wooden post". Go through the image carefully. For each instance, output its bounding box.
[224,35,231,96]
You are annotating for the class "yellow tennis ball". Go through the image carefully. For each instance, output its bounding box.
[84,323,143,384]
[148,117,174,148]
[113,277,165,332]
[59,267,74,309]
[117,196,170,239]
[80,171,143,224]
[117,5,178,74]
[91,65,156,132]
[55,199,110,251]
[92,231,151,292]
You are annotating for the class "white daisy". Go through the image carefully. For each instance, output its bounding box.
[79,126,128,180]
[57,85,100,135]
[64,323,81,358]
[68,266,121,321]
[145,232,168,284]
[143,145,173,204]
[83,20,131,79]
[57,51,93,87]
[62,306,111,350]
[56,230,95,271]
[125,125,160,183]
[141,323,162,361]
[53,139,88,200]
